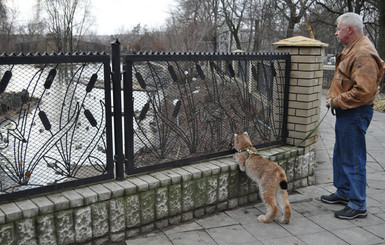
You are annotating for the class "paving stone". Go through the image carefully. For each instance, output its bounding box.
[206,225,261,245]
[298,231,349,245]
[195,213,238,229]
[243,221,292,241]
[225,206,263,225]
[331,227,384,245]
[309,214,356,231]
[126,232,173,245]
[281,217,324,236]
[362,223,385,240]
[167,230,216,245]
[163,221,202,235]
[261,236,306,245]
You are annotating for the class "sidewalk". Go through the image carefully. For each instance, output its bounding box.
[126,92,385,245]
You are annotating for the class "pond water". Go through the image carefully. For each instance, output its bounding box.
[0,63,114,192]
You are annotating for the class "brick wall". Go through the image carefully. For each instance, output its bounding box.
[273,36,328,153]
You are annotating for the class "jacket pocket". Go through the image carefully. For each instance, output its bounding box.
[340,78,355,91]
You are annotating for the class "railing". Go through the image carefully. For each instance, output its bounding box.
[120,51,291,175]
[0,42,291,201]
[0,52,114,202]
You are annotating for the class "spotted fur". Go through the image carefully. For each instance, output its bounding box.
[233,132,291,224]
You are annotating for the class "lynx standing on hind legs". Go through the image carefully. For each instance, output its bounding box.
[233,132,291,224]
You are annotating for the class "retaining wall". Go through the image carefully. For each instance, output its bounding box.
[0,146,316,244]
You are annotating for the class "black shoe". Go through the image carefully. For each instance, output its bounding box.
[335,206,367,220]
[321,193,348,205]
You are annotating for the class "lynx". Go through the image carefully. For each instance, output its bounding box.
[233,132,291,224]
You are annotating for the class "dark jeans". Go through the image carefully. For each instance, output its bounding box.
[333,105,373,211]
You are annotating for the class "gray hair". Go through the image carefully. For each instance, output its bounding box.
[337,12,364,34]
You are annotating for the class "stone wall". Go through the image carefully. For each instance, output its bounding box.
[0,146,316,245]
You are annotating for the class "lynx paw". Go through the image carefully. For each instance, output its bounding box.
[278,216,290,224]
[257,215,269,223]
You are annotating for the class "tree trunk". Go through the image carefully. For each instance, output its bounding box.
[286,21,295,38]
[253,19,260,52]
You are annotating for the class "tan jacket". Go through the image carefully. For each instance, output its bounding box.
[327,34,385,109]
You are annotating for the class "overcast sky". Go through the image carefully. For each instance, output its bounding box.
[10,0,176,35]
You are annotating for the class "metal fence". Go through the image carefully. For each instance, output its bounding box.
[0,42,291,201]
[0,52,114,201]
[121,51,291,175]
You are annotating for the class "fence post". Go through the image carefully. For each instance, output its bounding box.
[273,36,328,153]
[111,39,124,180]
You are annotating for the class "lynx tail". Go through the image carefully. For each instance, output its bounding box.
[279,181,288,190]
[278,171,288,190]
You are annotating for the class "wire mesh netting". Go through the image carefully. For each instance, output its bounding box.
[0,55,113,198]
[124,53,290,173]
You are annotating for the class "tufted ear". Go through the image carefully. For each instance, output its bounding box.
[243,131,248,135]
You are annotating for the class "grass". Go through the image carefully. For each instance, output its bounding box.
[374,93,385,112]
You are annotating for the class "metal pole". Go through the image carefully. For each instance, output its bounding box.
[111,39,124,180]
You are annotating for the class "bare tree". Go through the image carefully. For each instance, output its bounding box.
[0,1,17,53]
[243,0,279,52]
[165,0,219,52]
[43,0,94,53]
[275,0,315,38]
[220,0,249,51]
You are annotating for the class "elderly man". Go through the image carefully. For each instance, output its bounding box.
[320,12,385,219]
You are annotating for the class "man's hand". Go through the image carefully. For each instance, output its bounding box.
[326,98,331,108]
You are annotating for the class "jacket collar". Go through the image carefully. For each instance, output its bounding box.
[341,34,365,56]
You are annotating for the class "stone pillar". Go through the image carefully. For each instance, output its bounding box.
[273,36,328,153]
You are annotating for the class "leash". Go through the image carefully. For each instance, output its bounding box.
[271,107,331,156]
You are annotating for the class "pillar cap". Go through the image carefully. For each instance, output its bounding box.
[273,36,328,48]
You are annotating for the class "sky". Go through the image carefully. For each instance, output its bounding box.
[9,0,176,35]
